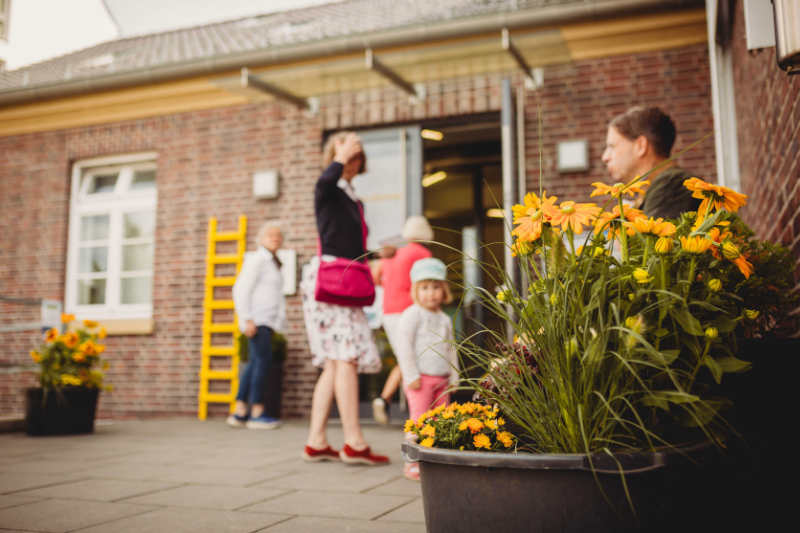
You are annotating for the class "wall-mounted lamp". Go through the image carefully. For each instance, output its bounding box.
[422,171,447,188]
[421,129,444,141]
[773,0,800,75]
[557,139,589,173]
[253,170,280,199]
[486,208,506,219]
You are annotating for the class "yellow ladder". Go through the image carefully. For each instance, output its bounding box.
[198,215,247,420]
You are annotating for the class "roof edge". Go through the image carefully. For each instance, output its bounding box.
[0,0,702,107]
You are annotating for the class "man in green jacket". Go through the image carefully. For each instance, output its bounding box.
[601,106,701,219]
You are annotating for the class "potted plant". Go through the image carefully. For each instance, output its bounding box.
[25,314,111,436]
[402,176,797,532]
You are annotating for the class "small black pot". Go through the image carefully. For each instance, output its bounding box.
[25,387,99,436]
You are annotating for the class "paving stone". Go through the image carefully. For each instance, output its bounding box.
[75,507,290,533]
[377,498,426,523]
[15,479,182,502]
[0,472,83,494]
[241,490,412,520]
[0,498,154,533]
[259,516,426,532]
[121,484,288,510]
[259,468,400,493]
[366,477,423,496]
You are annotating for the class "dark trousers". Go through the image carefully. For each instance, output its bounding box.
[235,326,273,406]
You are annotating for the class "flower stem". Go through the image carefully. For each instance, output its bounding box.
[617,198,629,262]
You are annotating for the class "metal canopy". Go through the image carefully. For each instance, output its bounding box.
[240,67,319,112]
[502,28,543,89]
[365,48,425,100]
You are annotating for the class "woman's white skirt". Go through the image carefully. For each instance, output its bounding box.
[301,257,382,374]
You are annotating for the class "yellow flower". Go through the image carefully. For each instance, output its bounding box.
[626,217,676,238]
[45,328,58,343]
[497,431,514,448]
[684,177,748,216]
[625,315,645,335]
[83,319,98,328]
[420,437,435,448]
[744,309,760,320]
[485,419,498,430]
[705,327,719,339]
[30,350,41,363]
[61,332,79,348]
[465,418,484,434]
[590,180,649,199]
[61,313,75,324]
[97,327,107,339]
[593,205,646,238]
[72,352,86,363]
[441,410,454,419]
[78,341,99,356]
[496,289,510,303]
[60,374,82,386]
[421,424,436,438]
[473,433,492,449]
[548,201,602,234]
[654,237,674,254]
[680,235,713,254]
[511,239,534,257]
[512,191,558,243]
[497,417,505,426]
[632,268,652,284]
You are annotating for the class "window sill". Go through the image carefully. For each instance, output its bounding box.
[68,318,154,336]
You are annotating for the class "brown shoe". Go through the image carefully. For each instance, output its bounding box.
[339,444,390,466]
[302,445,340,462]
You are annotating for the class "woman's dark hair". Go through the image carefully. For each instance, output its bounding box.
[610,106,676,158]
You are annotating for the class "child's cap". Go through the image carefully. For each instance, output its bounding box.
[410,257,447,283]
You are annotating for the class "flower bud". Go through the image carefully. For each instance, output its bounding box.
[708,278,722,292]
[496,289,510,303]
[654,237,674,254]
[704,327,718,339]
[744,309,760,320]
[721,241,741,260]
[549,293,558,305]
[633,268,652,284]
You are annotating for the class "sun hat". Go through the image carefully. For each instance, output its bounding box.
[410,257,447,284]
[402,216,434,242]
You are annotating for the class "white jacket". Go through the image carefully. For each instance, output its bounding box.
[394,304,459,386]
[233,247,287,334]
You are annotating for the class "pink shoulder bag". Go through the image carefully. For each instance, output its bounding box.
[314,203,376,307]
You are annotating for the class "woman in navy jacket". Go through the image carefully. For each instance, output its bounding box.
[300,131,389,466]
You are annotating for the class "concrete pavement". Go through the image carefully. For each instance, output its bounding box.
[0,418,425,532]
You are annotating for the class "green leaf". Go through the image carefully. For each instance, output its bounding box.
[654,328,670,338]
[669,306,705,336]
[648,390,701,405]
[711,316,738,334]
[716,356,751,374]
[659,349,680,364]
[703,354,723,384]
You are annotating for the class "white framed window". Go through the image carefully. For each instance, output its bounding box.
[65,153,158,320]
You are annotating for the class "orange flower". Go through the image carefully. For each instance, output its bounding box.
[549,201,601,234]
[83,319,99,328]
[720,240,754,279]
[97,326,107,339]
[45,328,58,343]
[680,235,714,254]
[593,205,645,238]
[512,192,557,243]
[30,350,41,363]
[684,177,748,216]
[459,417,485,434]
[60,313,75,324]
[72,352,86,363]
[473,433,492,449]
[590,179,649,199]
[78,340,99,356]
[61,332,79,348]
[625,216,676,238]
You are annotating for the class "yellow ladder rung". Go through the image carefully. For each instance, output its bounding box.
[208,254,240,264]
[200,370,235,380]
[204,393,235,403]
[207,277,236,286]
[204,346,235,356]
[204,300,235,310]
[213,232,244,241]
[207,324,237,333]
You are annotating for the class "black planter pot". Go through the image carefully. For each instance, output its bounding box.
[402,441,719,533]
[25,387,99,436]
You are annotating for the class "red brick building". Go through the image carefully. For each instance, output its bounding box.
[0,0,796,420]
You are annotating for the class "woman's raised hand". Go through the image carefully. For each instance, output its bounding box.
[333,133,363,165]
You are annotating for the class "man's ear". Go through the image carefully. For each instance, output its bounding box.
[633,135,649,158]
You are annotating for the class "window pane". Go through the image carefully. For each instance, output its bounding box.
[79,214,110,241]
[78,247,108,273]
[77,279,106,305]
[124,211,155,238]
[122,243,153,271]
[121,276,152,304]
[88,173,118,194]
[131,169,156,190]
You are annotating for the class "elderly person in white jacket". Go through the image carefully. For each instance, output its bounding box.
[227,223,287,430]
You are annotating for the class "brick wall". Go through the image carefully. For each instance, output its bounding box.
[0,43,716,419]
[729,0,800,282]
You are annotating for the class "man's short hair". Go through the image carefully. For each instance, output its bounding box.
[610,106,676,158]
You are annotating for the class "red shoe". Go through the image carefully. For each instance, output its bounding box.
[302,445,340,462]
[339,444,390,466]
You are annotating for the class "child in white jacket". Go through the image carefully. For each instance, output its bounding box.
[394,257,459,479]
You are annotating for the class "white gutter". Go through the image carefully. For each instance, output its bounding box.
[0,0,702,106]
